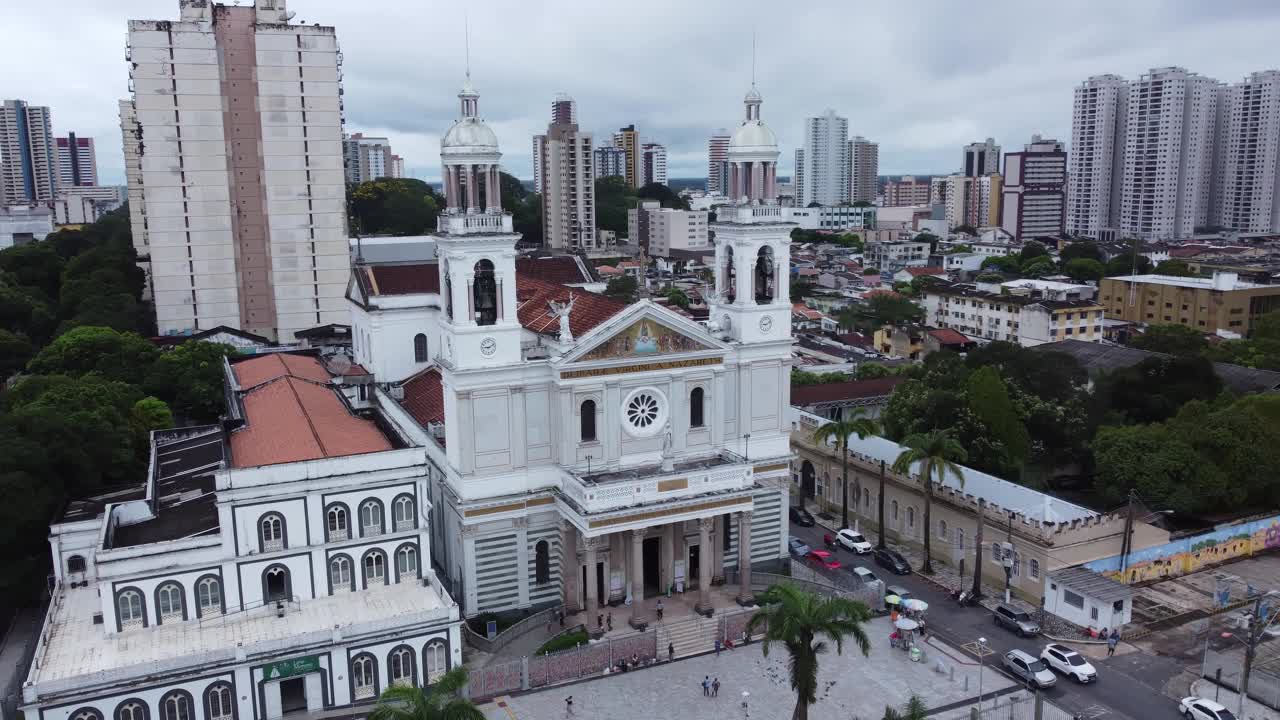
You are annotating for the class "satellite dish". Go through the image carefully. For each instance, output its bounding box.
[328,353,352,375]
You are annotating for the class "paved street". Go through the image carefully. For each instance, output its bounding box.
[787,517,1187,720]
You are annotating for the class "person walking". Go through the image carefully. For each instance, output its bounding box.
[607,612,613,632]
[597,612,603,631]
[712,678,720,697]
[702,676,711,697]
[564,696,574,716]
[668,642,675,662]
[558,609,565,628]
[1107,629,1120,657]
[656,598,664,621]
[715,638,722,657]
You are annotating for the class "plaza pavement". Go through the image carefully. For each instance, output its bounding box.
[480,616,1012,719]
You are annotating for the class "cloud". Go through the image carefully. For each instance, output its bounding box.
[3,0,1279,184]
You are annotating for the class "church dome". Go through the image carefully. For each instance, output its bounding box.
[441,118,499,152]
[728,121,776,151]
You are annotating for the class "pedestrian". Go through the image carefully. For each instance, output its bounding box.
[607,612,613,631]
[712,678,720,697]
[703,676,710,697]
[668,642,675,662]
[1107,629,1120,657]
[656,598,664,621]
[597,612,603,631]
[558,609,565,628]
[715,638,721,657]
[564,696,574,716]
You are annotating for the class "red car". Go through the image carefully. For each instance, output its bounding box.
[806,549,841,570]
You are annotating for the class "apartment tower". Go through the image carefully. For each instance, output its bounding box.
[1001,135,1067,241]
[1067,74,1128,237]
[55,134,98,188]
[0,99,57,205]
[126,0,349,340]
[641,142,667,186]
[342,133,394,184]
[797,109,850,206]
[707,130,730,193]
[592,145,625,180]
[613,124,641,188]
[849,136,878,203]
[540,99,598,250]
[963,137,1001,176]
[1218,70,1280,233]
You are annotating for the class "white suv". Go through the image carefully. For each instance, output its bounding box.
[1040,643,1097,683]
[1181,697,1236,720]
[837,529,872,554]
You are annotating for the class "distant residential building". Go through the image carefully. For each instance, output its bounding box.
[1002,135,1067,241]
[389,154,405,178]
[641,142,667,186]
[849,136,878,204]
[550,93,576,124]
[55,134,97,188]
[794,148,806,205]
[54,185,125,225]
[592,145,626,180]
[944,174,1002,230]
[1099,272,1280,336]
[343,133,396,184]
[963,137,1001,177]
[865,238,929,271]
[0,99,56,205]
[884,176,931,207]
[922,279,1105,346]
[1067,74,1128,238]
[707,130,731,193]
[0,206,53,249]
[540,108,598,251]
[532,134,546,193]
[797,109,850,206]
[930,175,950,206]
[1218,70,1280,233]
[782,205,875,232]
[627,200,708,257]
[613,124,641,188]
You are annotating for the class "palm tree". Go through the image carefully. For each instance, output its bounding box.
[813,409,880,531]
[746,583,872,720]
[891,431,967,574]
[368,667,484,720]
[882,695,929,720]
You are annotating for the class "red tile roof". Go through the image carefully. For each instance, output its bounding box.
[360,264,441,296]
[836,332,873,348]
[903,266,946,277]
[792,303,825,321]
[516,276,628,337]
[400,367,445,428]
[790,377,904,406]
[1168,245,1208,258]
[516,256,592,284]
[928,328,972,345]
[229,354,391,468]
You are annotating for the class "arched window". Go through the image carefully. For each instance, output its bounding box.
[326,504,349,542]
[263,565,291,602]
[956,527,966,552]
[259,513,285,553]
[907,506,915,530]
[71,708,102,720]
[67,555,86,574]
[424,640,448,684]
[1029,558,1041,579]
[330,555,354,593]
[160,691,193,720]
[363,550,387,587]
[689,387,705,428]
[891,500,899,523]
[442,260,453,321]
[413,333,428,363]
[204,683,234,720]
[393,494,415,532]
[938,519,948,539]
[580,400,596,442]
[863,487,870,509]
[359,499,384,537]
[115,700,149,720]
[156,582,185,622]
[723,249,737,304]
[395,544,418,581]
[351,653,378,700]
[196,576,222,617]
[535,540,550,585]
[473,259,497,326]
[754,246,776,304]
[388,645,416,687]
[117,588,145,629]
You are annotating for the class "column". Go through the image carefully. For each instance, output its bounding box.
[736,511,754,605]
[465,164,478,211]
[711,516,725,584]
[561,521,580,613]
[489,166,501,210]
[584,536,600,624]
[727,164,738,201]
[629,529,648,628]
[695,517,714,613]
[765,163,776,201]
[660,522,674,594]
[444,166,456,210]
[476,164,488,211]
[752,162,764,203]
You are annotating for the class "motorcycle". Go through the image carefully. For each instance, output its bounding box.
[823,533,837,550]
[951,589,975,607]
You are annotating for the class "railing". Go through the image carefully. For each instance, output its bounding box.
[436,212,513,235]
[562,450,754,513]
[461,605,562,655]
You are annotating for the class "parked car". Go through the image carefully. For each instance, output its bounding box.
[788,536,811,557]
[789,506,816,527]
[1181,697,1236,720]
[836,529,872,554]
[872,547,912,575]
[849,566,880,586]
[993,604,1041,637]
[886,584,912,601]
[806,549,842,570]
[1040,643,1097,683]
[1002,649,1056,689]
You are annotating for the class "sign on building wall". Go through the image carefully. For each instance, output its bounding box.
[1084,514,1280,584]
[261,654,322,680]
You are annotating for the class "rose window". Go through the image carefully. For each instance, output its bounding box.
[626,393,659,429]
[620,387,668,438]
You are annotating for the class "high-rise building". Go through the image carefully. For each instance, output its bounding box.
[540,100,598,251]
[641,142,667,186]
[793,149,806,205]
[612,124,641,188]
[707,130,730,193]
[627,201,708,257]
[796,109,850,206]
[531,135,546,193]
[550,94,576,124]
[883,176,932,206]
[118,99,149,261]
[390,154,405,178]
[55,134,98,188]
[1219,70,1280,233]
[944,174,1002,230]
[0,99,57,205]
[1002,135,1067,241]
[592,145,626,180]
[1119,67,1224,240]
[963,137,1001,177]
[127,0,349,340]
[343,133,395,184]
[1067,74,1128,238]
[849,136,878,204]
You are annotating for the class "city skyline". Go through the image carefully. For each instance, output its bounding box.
[4,1,1280,185]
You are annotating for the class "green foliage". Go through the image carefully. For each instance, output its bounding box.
[499,172,542,246]
[131,397,175,436]
[746,584,872,719]
[664,287,691,309]
[0,283,56,344]
[368,667,483,720]
[980,255,1021,274]
[915,233,942,253]
[636,182,690,210]
[814,409,880,527]
[594,176,633,235]
[863,293,923,328]
[975,273,1006,283]
[1059,241,1104,264]
[791,281,817,303]
[892,430,966,572]
[0,244,64,301]
[792,370,849,385]
[1093,355,1221,425]
[1064,258,1105,283]
[1104,252,1152,277]
[349,178,441,236]
[884,695,929,720]
[1020,256,1056,278]
[1154,259,1198,277]
[946,244,973,254]
[965,366,1030,469]
[0,329,34,379]
[1020,241,1049,261]
[604,276,638,302]
[1129,324,1209,356]
[952,224,978,236]
[855,363,896,380]
[145,341,237,422]
[28,326,160,386]
[535,629,590,655]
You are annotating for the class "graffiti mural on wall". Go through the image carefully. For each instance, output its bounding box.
[1085,514,1280,584]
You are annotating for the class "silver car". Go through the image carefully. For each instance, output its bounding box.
[1002,649,1056,689]
[788,536,811,557]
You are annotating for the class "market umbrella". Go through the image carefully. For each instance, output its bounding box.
[903,598,929,612]
[885,594,901,605]
[894,617,920,631]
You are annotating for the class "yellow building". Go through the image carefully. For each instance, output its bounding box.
[1099,272,1280,336]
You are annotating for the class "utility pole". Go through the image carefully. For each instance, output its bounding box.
[877,460,887,550]
[972,498,985,600]
[1240,594,1267,716]
[1119,489,1136,579]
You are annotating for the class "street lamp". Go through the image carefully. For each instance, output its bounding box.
[977,637,990,715]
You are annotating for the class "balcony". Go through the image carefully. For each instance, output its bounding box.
[561,449,755,514]
[436,211,513,236]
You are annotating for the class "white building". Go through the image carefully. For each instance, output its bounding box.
[126,0,350,341]
[1219,70,1280,233]
[540,113,597,251]
[1067,74,1128,238]
[707,130,731,193]
[0,99,57,205]
[865,238,929,271]
[782,205,875,232]
[944,174,1001,230]
[963,137,1001,176]
[390,155,405,179]
[1002,135,1067,241]
[641,142,667,186]
[0,205,53,248]
[796,109,850,207]
[20,351,462,720]
[55,134,98,188]
[849,136,878,204]
[592,145,625,181]
[531,134,546,194]
[646,204,709,258]
[922,279,1105,346]
[343,133,395,185]
[344,76,793,622]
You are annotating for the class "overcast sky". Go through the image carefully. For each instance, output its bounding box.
[4,0,1280,186]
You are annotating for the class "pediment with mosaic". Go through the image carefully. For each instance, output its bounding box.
[578,318,716,361]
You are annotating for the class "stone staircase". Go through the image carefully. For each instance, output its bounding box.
[658,614,718,659]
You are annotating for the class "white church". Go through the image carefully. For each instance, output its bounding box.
[21,73,795,720]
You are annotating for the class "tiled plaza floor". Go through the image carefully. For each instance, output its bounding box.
[481,616,1012,719]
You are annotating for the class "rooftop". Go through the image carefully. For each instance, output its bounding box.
[109,427,225,548]
[928,328,972,346]
[790,377,903,407]
[516,276,627,338]
[1048,566,1131,601]
[578,450,741,485]
[1104,273,1266,291]
[926,281,1101,309]
[515,255,596,284]
[355,263,441,297]
[400,367,445,430]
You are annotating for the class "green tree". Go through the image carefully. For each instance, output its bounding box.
[349,178,441,236]
[637,182,690,210]
[855,362,894,380]
[1020,256,1057,278]
[28,326,160,386]
[1094,355,1221,425]
[864,293,923,328]
[813,409,880,530]
[0,329,34,379]
[1059,241,1104,264]
[952,224,977,236]
[914,232,942,253]
[604,276,638,302]
[1154,259,1198,277]
[1128,324,1208,356]
[594,176,632,235]
[746,584,872,720]
[367,667,483,720]
[1104,251,1152,277]
[791,370,849,385]
[966,366,1030,471]
[1019,241,1049,262]
[980,255,1021,274]
[0,284,56,344]
[891,431,967,573]
[883,696,929,720]
[0,243,65,301]
[945,244,973,254]
[146,341,238,422]
[664,287,691,309]
[975,272,1006,284]
[1064,258,1105,283]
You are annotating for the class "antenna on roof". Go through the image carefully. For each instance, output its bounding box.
[751,30,757,88]
[464,10,471,83]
